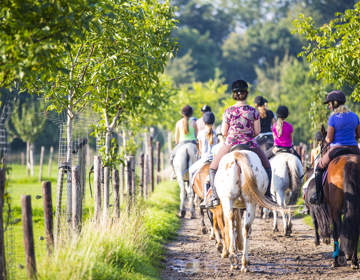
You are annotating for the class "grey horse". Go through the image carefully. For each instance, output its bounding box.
[173,142,197,218]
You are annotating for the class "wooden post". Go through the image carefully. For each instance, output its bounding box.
[48,146,53,178]
[156,141,160,185]
[139,153,144,197]
[131,156,136,203]
[77,138,87,224]
[160,152,164,171]
[21,152,25,166]
[149,137,154,194]
[21,195,36,278]
[103,166,110,219]
[127,158,132,215]
[94,156,102,223]
[39,146,45,182]
[72,166,81,233]
[30,144,34,177]
[0,169,6,280]
[144,154,148,199]
[120,163,124,204]
[113,169,120,218]
[54,163,65,246]
[42,181,54,255]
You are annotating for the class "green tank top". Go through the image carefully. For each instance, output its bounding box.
[179,118,196,141]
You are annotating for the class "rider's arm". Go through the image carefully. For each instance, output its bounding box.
[222,122,229,137]
[254,119,260,137]
[174,121,180,144]
[290,132,294,146]
[194,120,198,138]
[198,140,202,157]
[325,125,335,143]
[271,118,276,125]
[356,124,360,140]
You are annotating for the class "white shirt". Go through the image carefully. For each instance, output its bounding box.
[197,129,217,160]
[212,142,223,157]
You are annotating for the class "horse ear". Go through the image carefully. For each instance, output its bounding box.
[321,125,326,136]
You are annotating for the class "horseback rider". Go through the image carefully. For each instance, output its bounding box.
[170,105,198,180]
[265,106,302,162]
[212,125,226,157]
[205,79,274,208]
[310,90,360,205]
[196,105,215,131]
[310,131,324,165]
[254,95,276,140]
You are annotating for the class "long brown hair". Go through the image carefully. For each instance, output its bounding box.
[205,124,214,145]
[276,118,284,137]
[182,116,189,134]
[258,105,267,119]
[232,90,249,101]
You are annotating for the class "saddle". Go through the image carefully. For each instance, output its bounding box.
[230,144,251,152]
[273,146,293,155]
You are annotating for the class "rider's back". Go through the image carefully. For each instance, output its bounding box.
[260,110,275,133]
[329,112,359,146]
[178,118,196,141]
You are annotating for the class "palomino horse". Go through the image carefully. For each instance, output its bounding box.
[192,163,242,258]
[216,150,293,271]
[173,143,197,218]
[303,168,331,246]
[269,153,303,236]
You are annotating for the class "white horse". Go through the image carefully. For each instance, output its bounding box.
[173,143,197,218]
[270,153,303,236]
[216,150,293,271]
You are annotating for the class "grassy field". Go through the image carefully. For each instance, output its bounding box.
[4,163,180,279]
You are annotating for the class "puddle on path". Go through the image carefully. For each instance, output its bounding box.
[167,259,219,274]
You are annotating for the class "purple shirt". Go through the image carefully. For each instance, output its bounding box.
[273,121,293,147]
[328,112,359,147]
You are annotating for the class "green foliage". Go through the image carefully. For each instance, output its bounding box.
[0,0,99,88]
[293,3,360,100]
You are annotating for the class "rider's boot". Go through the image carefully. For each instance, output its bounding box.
[205,168,220,208]
[264,167,276,202]
[199,182,210,208]
[170,159,177,181]
[310,170,324,205]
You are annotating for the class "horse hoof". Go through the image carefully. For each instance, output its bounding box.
[216,242,223,253]
[190,213,196,219]
[201,226,207,235]
[285,231,291,237]
[337,255,347,266]
[229,253,239,267]
[314,241,320,246]
[273,228,279,232]
[351,264,359,270]
[324,238,331,245]
[180,210,186,218]
[209,234,215,240]
[230,265,238,270]
[346,254,351,261]
[221,251,229,259]
[241,266,249,273]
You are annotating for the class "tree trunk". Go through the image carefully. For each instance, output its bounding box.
[66,117,73,227]
[26,142,30,176]
[103,130,111,219]
[29,143,35,177]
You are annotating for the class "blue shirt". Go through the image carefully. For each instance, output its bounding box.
[328,112,359,147]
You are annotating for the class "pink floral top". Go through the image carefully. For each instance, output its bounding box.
[222,105,260,148]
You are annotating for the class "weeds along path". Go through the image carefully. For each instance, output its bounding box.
[162,204,359,279]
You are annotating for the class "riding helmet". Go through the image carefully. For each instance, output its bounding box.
[276,106,289,119]
[323,90,346,108]
[201,105,212,113]
[216,125,222,136]
[254,96,265,107]
[315,131,323,141]
[263,98,268,104]
[182,105,193,117]
[203,112,215,125]
[231,79,248,93]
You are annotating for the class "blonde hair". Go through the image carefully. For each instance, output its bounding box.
[276,118,284,137]
[182,116,189,134]
[205,124,214,145]
[331,104,351,115]
[258,105,267,119]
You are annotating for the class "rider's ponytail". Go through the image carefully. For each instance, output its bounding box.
[276,118,284,137]
[205,124,214,145]
[183,116,189,135]
[258,106,267,119]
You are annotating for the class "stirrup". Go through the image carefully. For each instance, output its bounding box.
[309,192,322,205]
[170,172,177,181]
[205,198,220,209]
[199,199,206,208]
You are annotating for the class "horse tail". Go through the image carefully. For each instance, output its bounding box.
[287,156,302,205]
[315,200,332,238]
[341,161,360,256]
[233,151,293,213]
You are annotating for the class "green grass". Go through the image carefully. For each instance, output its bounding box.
[6,163,180,279]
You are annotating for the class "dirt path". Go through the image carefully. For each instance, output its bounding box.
[161,206,359,279]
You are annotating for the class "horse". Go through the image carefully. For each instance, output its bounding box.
[173,142,197,219]
[303,168,332,246]
[192,162,243,258]
[216,149,294,271]
[269,152,303,236]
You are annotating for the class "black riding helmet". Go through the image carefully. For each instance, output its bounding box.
[276,106,289,119]
[315,131,323,141]
[323,90,346,109]
[231,79,248,93]
[201,105,212,113]
[254,96,265,107]
[203,112,215,125]
[216,125,222,136]
[182,105,193,117]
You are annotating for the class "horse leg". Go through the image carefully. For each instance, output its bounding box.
[310,207,320,246]
[199,208,207,234]
[241,203,256,273]
[188,187,196,219]
[351,238,359,269]
[212,211,223,252]
[332,210,346,267]
[178,179,186,218]
[207,209,215,239]
[273,210,278,232]
[235,209,243,252]
[222,201,238,269]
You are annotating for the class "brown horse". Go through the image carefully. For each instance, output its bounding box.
[192,162,243,258]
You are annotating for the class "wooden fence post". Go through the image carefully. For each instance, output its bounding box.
[72,166,81,233]
[0,169,6,280]
[144,154,148,199]
[77,138,87,225]
[103,165,110,219]
[48,146,53,178]
[42,181,54,255]
[131,156,136,203]
[149,137,154,194]
[127,158,132,215]
[139,153,144,197]
[21,195,36,278]
[120,163,124,204]
[94,156,102,223]
[30,144,34,177]
[156,141,160,184]
[54,162,65,246]
[160,152,164,171]
[38,146,45,182]
[113,169,120,218]
[21,152,25,166]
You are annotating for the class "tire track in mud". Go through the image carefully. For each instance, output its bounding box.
[161,206,359,279]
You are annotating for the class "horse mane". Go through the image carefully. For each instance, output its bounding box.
[233,151,293,213]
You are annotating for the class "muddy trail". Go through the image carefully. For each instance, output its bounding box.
[161,206,360,280]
